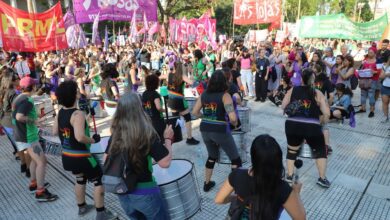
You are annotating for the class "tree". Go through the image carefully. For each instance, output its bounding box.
[359,0,374,22]
[157,0,213,24]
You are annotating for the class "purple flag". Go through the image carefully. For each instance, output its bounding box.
[92,13,100,45]
[104,26,108,52]
[72,0,157,23]
[63,11,76,29]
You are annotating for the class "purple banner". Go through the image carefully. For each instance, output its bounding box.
[72,0,157,23]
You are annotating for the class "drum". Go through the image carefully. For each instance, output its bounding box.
[90,96,105,118]
[298,143,313,158]
[104,100,117,117]
[34,101,45,118]
[218,131,247,164]
[39,130,62,156]
[90,136,109,168]
[237,107,251,132]
[165,116,183,143]
[153,159,201,220]
[185,97,198,120]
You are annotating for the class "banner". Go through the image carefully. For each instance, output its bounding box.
[169,17,216,45]
[0,2,67,52]
[73,0,157,23]
[233,0,281,25]
[299,13,388,41]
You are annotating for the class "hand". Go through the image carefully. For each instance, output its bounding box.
[265,75,268,81]
[163,125,174,140]
[92,134,101,143]
[292,182,303,194]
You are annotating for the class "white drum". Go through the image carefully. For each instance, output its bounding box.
[153,159,201,220]
[34,101,45,118]
[218,131,248,164]
[237,106,251,132]
[91,136,110,168]
[104,100,117,117]
[298,143,313,158]
[39,130,62,156]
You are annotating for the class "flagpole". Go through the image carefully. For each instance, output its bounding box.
[113,21,116,45]
[231,3,235,38]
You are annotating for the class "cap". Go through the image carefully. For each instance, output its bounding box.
[19,76,37,88]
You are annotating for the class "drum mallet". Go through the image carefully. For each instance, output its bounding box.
[90,101,98,134]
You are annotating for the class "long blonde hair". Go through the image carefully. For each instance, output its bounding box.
[109,92,158,173]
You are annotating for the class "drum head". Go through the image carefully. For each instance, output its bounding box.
[237,106,249,111]
[90,97,102,101]
[153,159,192,186]
[90,137,109,154]
[41,135,61,144]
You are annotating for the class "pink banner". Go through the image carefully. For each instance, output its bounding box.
[169,17,216,44]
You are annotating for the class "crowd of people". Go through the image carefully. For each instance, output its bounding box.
[0,35,389,220]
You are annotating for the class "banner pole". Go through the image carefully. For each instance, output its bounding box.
[113,21,116,44]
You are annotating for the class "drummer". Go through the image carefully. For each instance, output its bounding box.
[192,70,242,192]
[12,76,58,202]
[53,80,116,219]
[142,74,166,140]
[105,92,174,220]
[160,61,200,145]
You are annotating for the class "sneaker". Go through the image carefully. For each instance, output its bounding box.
[25,169,31,178]
[368,112,374,118]
[203,181,216,192]
[285,175,293,184]
[96,209,117,220]
[317,177,331,188]
[78,204,94,216]
[327,146,333,155]
[254,99,261,102]
[35,189,58,202]
[29,182,51,194]
[381,118,389,123]
[186,137,200,145]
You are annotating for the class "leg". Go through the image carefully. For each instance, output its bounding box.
[306,133,328,180]
[74,174,87,205]
[240,70,248,96]
[215,133,241,169]
[360,89,368,111]
[27,142,47,189]
[261,78,268,100]
[201,132,219,184]
[180,110,192,139]
[368,87,376,113]
[247,72,254,97]
[255,75,261,99]
[382,95,389,119]
[332,110,342,119]
[286,145,300,176]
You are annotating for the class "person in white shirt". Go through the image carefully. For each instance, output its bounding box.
[323,47,336,77]
[379,51,390,123]
[15,54,31,79]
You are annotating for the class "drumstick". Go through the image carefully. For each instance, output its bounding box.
[90,101,98,134]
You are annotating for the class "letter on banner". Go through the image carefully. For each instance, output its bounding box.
[234,0,281,25]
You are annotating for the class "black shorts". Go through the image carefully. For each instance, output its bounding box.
[62,155,102,181]
[168,98,188,112]
[285,120,325,155]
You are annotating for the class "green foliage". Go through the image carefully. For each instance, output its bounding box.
[359,1,373,22]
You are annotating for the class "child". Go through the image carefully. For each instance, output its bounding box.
[269,76,291,106]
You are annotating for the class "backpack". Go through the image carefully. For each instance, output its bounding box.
[102,150,138,194]
[350,73,359,90]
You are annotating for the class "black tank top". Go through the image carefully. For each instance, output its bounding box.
[167,73,185,110]
[200,92,228,133]
[58,108,91,157]
[289,86,321,120]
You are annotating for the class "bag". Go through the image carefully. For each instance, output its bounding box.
[350,70,359,90]
[358,78,372,90]
[270,66,277,82]
[102,152,137,194]
[227,195,250,220]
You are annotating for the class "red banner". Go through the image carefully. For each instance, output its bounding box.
[0,2,67,52]
[233,0,281,25]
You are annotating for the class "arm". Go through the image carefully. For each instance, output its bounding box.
[341,68,354,80]
[130,69,140,85]
[71,110,95,144]
[77,79,86,96]
[281,88,293,110]
[52,114,59,136]
[154,98,164,112]
[283,185,306,220]
[316,91,330,123]
[192,97,202,117]
[215,179,235,204]
[223,93,237,126]
[183,74,193,86]
[157,125,174,168]
[111,86,119,100]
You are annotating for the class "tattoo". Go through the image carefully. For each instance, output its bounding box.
[224,103,234,113]
[32,144,42,156]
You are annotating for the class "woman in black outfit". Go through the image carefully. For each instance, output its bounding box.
[282,69,331,188]
[142,74,165,140]
[215,135,306,220]
[192,70,242,192]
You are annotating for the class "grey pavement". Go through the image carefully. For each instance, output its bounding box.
[0,88,389,220]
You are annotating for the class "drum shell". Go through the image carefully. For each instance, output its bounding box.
[218,131,247,164]
[153,159,201,220]
[298,143,313,158]
[237,107,251,132]
[34,101,45,117]
[90,97,105,118]
[165,117,183,143]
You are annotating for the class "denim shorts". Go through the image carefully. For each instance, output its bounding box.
[118,192,169,220]
[381,85,390,96]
